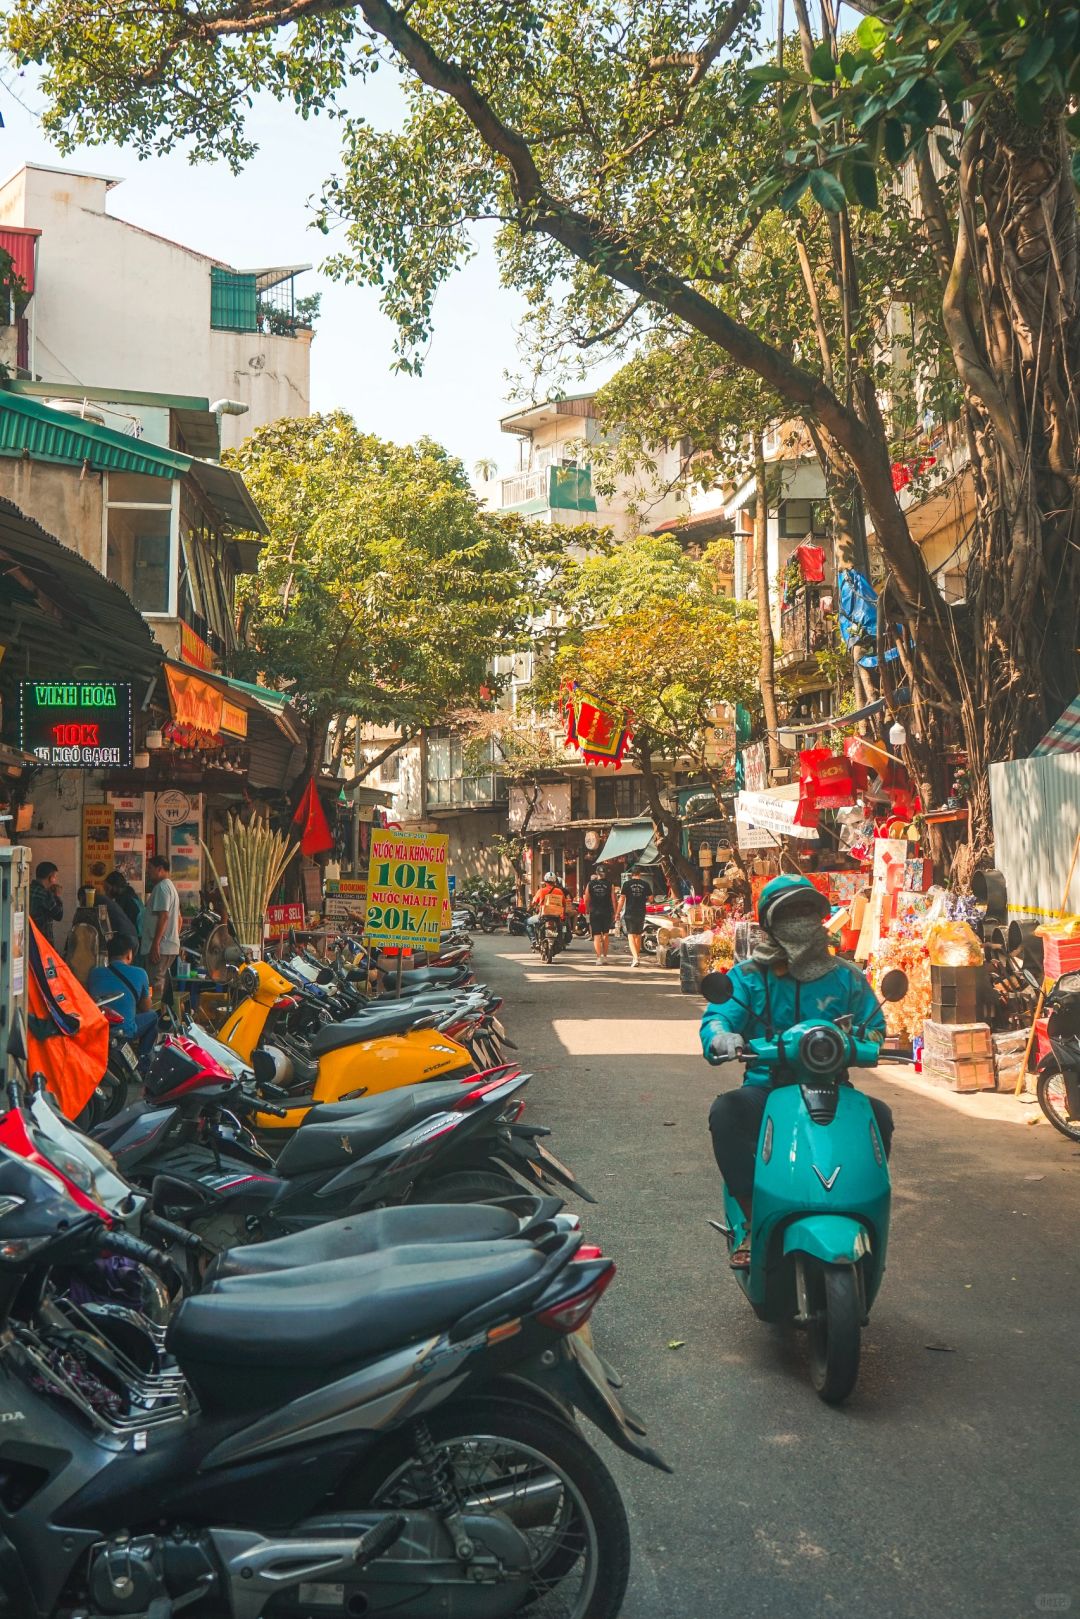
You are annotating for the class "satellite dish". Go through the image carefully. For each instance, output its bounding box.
[203,923,236,980]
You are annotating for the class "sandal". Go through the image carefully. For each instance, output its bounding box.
[729,1240,751,1270]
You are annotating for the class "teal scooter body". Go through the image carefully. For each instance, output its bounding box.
[709,1002,901,1403]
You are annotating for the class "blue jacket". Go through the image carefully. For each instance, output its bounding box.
[700,958,885,1087]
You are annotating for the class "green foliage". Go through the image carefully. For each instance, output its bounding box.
[225,411,556,741]
[740,2,1080,212]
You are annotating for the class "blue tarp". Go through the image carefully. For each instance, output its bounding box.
[838,569,901,667]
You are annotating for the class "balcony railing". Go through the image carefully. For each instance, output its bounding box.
[426,773,508,810]
[778,585,833,669]
[499,465,597,514]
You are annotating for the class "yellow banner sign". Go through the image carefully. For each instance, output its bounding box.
[365,832,450,948]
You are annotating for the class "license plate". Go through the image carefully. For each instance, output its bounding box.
[537,1141,573,1178]
[121,1043,138,1067]
[493,1018,507,1040]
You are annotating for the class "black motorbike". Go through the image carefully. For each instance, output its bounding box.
[0,1150,667,1619]
[1033,967,1080,1140]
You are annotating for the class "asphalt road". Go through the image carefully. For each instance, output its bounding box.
[475,933,1080,1619]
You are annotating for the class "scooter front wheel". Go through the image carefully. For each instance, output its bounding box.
[1036,1067,1080,1141]
[807,1263,861,1404]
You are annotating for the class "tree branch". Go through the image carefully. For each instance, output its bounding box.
[645,0,756,87]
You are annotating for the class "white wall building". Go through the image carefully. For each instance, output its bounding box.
[483,393,684,542]
[0,163,312,449]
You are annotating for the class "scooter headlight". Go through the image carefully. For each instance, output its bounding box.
[798,1024,847,1077]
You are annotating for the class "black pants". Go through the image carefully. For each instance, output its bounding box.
[708,1084,894,1205]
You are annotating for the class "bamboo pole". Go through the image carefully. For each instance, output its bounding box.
[1015,828,1080,1097]
[203,815,298,955]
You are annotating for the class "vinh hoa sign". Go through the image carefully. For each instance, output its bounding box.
[19,682,133,769]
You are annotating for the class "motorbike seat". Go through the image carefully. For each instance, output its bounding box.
[385,966,467,989]
[300,1077,474,1127]
[205,1203,520,1282]
[306,1007,431,1055]
[168,1243,544,1406]
[273,1088,437,1175]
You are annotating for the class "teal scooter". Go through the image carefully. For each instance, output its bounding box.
[702,967,908,1404]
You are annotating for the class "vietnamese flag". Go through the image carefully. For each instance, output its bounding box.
[293,778,335,856]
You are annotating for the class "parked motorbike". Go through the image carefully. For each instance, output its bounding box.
[0,1150,667,1619]
[1031,968,1080,1140]
[701,965,908,1403]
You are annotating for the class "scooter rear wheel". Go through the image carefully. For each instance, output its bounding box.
[807,1263,861,1404]
[1036,1067,1080,1141]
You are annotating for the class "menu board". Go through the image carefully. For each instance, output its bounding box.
[169,813,202,914]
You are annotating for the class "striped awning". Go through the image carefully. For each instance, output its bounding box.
[1033,696,1080,756]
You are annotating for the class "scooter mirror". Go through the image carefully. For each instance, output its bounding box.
[700,971,734,1005]
[879,969,909,1003]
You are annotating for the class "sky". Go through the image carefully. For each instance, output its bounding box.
[0,64,543,480]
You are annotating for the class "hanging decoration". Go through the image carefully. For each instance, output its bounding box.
[563,682,633,769]
[793,542,826,583]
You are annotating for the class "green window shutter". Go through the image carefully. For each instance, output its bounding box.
[210,268,258,332]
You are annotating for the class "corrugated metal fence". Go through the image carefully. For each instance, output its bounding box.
[989,752,1080,921]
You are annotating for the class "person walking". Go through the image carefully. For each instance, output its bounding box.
[585,863,616,964]
[29,861,64,945]
[619,866,652,967]
[140,854,180,1004]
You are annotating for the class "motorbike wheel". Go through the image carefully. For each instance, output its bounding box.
[540,937,553,964]
[1036,1067,1080,1141]
[641,931,658,956]
[807,1263,861,1404]
[343,1395,630,1619]
[479,911,497,934]
[98,1063,131,1122]
[412,1168,520,1203]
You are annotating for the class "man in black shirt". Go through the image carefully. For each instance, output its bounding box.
[29,861,64,945]
[619,868,653,967]
[585,864,616,964]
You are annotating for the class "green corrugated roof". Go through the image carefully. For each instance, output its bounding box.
[0,392,189,479]
[215,673,293,710]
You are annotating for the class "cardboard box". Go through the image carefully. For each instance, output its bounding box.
[922,1056,996,1091]
[931,999,981,1025]
[922,1020,991,1060]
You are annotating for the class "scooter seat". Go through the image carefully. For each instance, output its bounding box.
[306,1007,431,1054]
[205,1203,520,1282]
[169,1243,544,1410]
[386,966,468,989]
[272,1080,471,1176]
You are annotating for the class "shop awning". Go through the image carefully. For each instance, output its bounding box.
[596,819,655,863]
[0,496,162,686]
[165,662,302,745]
[1033,695,1080,756]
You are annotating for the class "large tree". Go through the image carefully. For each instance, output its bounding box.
[226,411,554,776]
[12,0,1080,858]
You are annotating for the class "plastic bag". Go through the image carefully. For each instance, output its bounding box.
[925,919,984,967]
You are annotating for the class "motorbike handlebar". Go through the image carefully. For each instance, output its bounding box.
[99,1229,184,1290]
[143,1212,206,1253]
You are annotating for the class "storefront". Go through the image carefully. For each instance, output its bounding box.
[0,497,164,950]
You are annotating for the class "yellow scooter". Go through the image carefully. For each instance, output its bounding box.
[216,960,475,1130]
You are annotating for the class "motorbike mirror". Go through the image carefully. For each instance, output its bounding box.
[6,1009,27,1067]
[879,969,909,1003]
[1056,971,1080,995]
[151,1173,211,1215]
[700,971,734,1005]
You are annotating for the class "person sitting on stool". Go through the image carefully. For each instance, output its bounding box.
[88,934,159,1062]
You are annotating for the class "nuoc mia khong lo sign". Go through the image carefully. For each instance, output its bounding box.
[365,832,450,948]
[19,682,133,769]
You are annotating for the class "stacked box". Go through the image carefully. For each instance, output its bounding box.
[930,965,990,1023]
[921,1055,997,1091]
[1042,934,1080,980]
[921,1018,996,1090]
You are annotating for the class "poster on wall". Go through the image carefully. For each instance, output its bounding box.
[365,831,450,948]
[81,804,115,890]
[169,817,202,913]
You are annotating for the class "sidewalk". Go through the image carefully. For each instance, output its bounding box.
[877,1060,1045,1126]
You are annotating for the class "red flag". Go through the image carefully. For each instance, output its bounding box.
[293,778,334,856]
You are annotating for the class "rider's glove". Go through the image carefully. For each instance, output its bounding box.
[708,1031,745,1065]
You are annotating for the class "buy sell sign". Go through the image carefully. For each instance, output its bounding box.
[365,832,450,947]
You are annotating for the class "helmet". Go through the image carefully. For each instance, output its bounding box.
[757,874,830,933]
[543,871,557,884]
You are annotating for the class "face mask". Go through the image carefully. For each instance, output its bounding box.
[769,912,832,982]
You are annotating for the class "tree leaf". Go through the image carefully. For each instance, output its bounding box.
[846,158,879,211]
[855,15,889,52]
[810,41,835,81]
[808,167,847,212]
[883,118,907,163]
[1017,35,1055,84]
[1071,148,1080,190]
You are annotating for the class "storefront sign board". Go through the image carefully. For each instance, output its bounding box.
[20,681,132,769]
[180,622,214,671]
[81,804,115,889]
[220,699,248,738]
[736,789,819,842]
[324,878,368,920]
[365,832,450,947]
[742,741,768,793]
[266,901,306,939]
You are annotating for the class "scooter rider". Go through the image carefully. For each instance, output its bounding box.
[528,871,570,947]
[702,874,894,1268]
